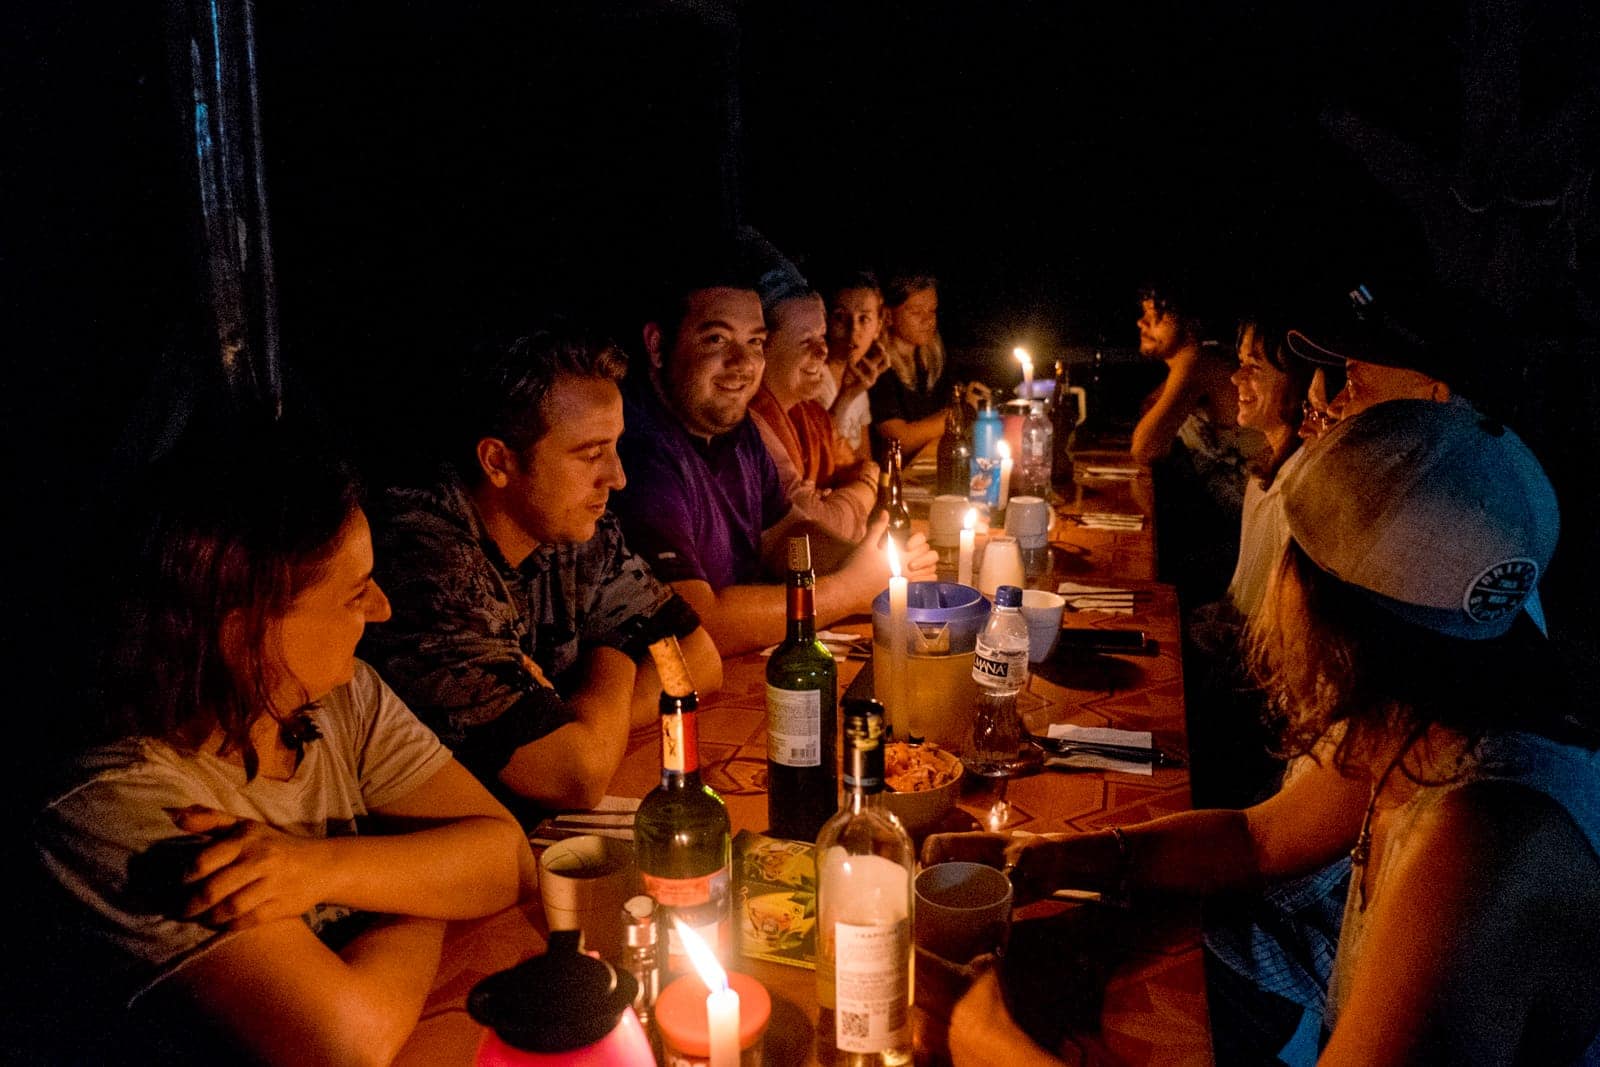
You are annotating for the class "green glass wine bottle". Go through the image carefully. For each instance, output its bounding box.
[634,636,732,974]
[766,535,838,841]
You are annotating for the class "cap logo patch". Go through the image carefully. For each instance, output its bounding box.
[1464,558,1538,623]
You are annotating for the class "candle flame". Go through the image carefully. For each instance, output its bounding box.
[997,439,1011,460]
[885,534,902,578]
[674,919,728,994]
[963,508,976,531]
[1013,346,1031,367]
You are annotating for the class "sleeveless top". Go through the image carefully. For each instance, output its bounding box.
[1327,731,1600,1062]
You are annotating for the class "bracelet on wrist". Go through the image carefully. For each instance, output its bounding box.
[1106,826,1132,898]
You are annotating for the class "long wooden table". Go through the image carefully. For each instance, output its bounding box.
[396,451,1212,1067]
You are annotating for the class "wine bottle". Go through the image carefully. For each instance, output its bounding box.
[815,699,914,1066]
[885,439,912,552]
[635,636,732,974]
[935,384,972,497]
[766,535,838,842]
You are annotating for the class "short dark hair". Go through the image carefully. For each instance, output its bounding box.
[103,426,363,778]
[640,240,761,359]
[1138,272,1227,344]
[452,322,628,481]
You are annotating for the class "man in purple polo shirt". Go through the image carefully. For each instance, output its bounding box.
[612,249,938,657]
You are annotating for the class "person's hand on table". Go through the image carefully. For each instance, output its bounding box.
[172,806,329,929]
[900,531,938,581]
[922,831,1085,904]
[949,966,1067,1067]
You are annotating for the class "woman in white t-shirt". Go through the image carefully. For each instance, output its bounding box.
[36,429,533,1064]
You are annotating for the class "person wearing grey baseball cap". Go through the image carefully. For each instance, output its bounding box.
[926,399,1599,1064]
[1280,398,1556,638]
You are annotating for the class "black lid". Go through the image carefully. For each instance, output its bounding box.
[468,929,639,1052]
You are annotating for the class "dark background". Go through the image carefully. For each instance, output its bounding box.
[3,2,1597,1046]
[6,1,1598,753]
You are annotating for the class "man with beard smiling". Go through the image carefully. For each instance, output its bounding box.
[613,249,938,657]
[361,324,722,816]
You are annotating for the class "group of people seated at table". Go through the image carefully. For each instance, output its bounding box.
[930,277,1599,1065]
[32,230,957,1063]
[29,227,1598,1066]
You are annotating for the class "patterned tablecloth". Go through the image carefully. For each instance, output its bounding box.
[395,454,1212,1067]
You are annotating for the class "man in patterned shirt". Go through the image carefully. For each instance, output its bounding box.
[360,323,722,816]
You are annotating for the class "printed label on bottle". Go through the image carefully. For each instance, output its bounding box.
[643,866,732,973]
[766,684,821,767]
[833,920,910,1053]
[972,645,1029,686]
[659,712,698,774]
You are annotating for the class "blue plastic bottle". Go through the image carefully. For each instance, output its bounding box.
[970,398,1002,508]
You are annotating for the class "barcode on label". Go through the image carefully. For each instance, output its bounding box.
[789,745,817,761]
[841,1012,869,1040]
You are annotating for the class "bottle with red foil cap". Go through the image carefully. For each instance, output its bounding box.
[635,636,732,975]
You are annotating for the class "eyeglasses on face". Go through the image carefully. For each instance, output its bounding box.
[1301,399,1339,431]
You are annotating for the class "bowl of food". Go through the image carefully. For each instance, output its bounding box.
[880,741,965,839]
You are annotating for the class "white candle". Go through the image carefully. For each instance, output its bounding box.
[996,439,1014,510]
[885,538,910,740]
[677,920,740,1067]
[1014,346,1033,403]
[959,508,976,586]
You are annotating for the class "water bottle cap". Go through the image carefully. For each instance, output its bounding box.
[994,585,1023,607]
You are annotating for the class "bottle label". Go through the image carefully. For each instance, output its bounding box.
[833,920,910,1053]
[643,866,731,973]
[659,712,699,774]
[766,685,821,767]
[972,643,1029,687]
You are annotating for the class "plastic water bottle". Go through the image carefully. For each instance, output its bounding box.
[1015,400,1053,498]
[967,585,1029,777]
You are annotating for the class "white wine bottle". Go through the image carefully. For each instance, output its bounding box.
[814,699,914,1066]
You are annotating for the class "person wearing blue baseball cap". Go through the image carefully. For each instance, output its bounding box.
[930,398,1595,1066]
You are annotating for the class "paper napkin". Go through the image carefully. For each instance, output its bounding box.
[1043,724,1154,776]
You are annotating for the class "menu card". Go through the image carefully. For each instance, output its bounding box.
[734,830,817,970]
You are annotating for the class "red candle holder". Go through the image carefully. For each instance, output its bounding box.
[654,972,771,1067]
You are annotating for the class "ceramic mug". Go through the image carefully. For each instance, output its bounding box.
[976,535,1025,596]
[1005,496,1055,550]
[928,494,971,549]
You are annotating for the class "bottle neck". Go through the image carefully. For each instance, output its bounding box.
[658,696,702,787]
[786,573,817,642]
[843,742,885,804]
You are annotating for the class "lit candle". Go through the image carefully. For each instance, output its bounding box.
[885,537,911,740]
[677,920,740,1067]
[959,508,976,586]
[996,439,1014,510]
[1014,346,1033,403]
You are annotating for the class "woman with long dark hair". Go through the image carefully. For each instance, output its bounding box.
[36,428,532,1063]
